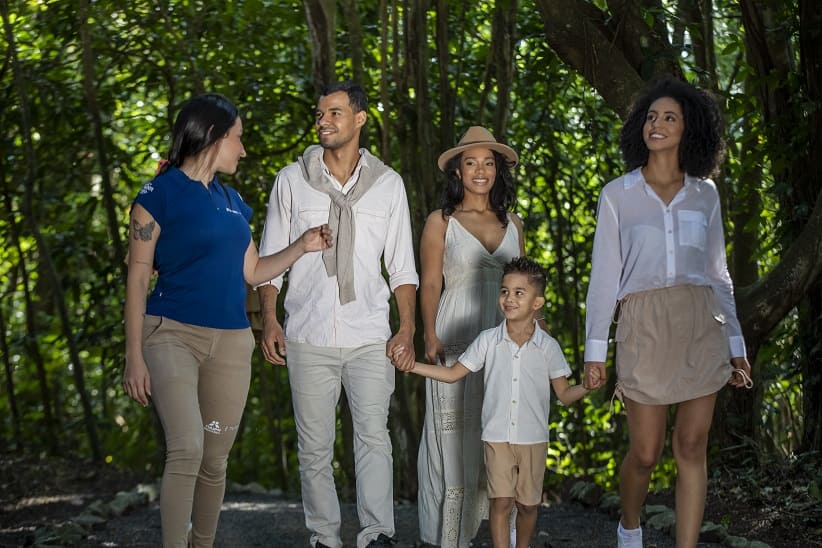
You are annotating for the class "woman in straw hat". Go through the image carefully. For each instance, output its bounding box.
[416,126,524,547]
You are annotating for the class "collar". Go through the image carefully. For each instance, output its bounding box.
[494,320,549,349]
[319,149,370,191]
[623,167,703,194]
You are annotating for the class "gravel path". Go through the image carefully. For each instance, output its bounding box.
[87,491,726,547]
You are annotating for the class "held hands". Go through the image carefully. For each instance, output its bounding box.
[388,344,416,372]
[300,224,333,253]
[583,361,607,390]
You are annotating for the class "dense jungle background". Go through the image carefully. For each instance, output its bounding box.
[1,0,821,544]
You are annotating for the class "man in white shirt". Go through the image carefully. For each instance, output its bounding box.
[258,81,418,548]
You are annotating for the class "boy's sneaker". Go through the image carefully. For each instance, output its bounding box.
[617,520,643,548]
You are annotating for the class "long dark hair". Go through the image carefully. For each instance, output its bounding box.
[619,78,725,178]
[441,150,516,226]
[159,93,239,175]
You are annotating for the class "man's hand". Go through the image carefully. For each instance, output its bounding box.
[261,316,287,365]
[389,345,415,372]
[387,330,415,371]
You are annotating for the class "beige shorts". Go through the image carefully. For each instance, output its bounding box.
[483,441,547,506]
[614,284,732,405]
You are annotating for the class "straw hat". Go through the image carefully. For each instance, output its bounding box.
[437,126,519,172]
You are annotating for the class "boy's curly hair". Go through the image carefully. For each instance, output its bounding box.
[619,78,726,178]
[502,257,546,295]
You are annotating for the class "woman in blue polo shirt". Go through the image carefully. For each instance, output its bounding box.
[123,93,331,548]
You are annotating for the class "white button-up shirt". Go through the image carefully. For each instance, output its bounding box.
[459,321,572,444]
[258,150,418,347]
[584,168,746,362]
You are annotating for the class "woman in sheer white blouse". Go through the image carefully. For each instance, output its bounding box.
[582,79,753,548]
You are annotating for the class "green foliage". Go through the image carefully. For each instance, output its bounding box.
[0,0,815,500]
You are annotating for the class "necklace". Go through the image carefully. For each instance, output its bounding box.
[457,205,489,213]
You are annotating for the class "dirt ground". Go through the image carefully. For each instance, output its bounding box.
[1,453,819,547]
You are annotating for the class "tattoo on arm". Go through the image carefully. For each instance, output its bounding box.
[132,219,155,241]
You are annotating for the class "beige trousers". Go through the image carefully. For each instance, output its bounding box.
[142,315,254,548]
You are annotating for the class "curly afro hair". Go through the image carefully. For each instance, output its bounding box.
[619,78,726,178]
[440,150,516,226]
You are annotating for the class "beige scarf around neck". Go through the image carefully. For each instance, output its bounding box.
[298,144,390,304]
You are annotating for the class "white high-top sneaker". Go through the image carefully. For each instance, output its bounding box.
[617,520,643,548]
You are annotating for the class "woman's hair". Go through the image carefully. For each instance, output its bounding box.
[441,150,516,226]
[619,78,726,178]
[159,93,239,175]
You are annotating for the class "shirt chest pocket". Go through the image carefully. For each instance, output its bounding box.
[355,207,389,252]
[297,207,329,234]
[677,209,707,251]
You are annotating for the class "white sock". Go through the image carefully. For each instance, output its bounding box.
[617,520,642,548]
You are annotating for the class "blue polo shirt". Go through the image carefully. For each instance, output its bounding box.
[133,167,253,329]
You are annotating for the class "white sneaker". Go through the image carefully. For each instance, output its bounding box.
[617,520,642,548]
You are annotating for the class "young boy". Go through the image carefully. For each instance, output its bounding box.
[392,257,589,548]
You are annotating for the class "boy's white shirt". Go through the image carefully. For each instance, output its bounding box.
[458,320,572,444]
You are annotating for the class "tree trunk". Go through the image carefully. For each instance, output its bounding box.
[679,0,718,89]
[434,0,456,170]
[1,143,57,456]
[339,0,364,84]
[0,273,22,452]
[1,0,102,462]
[77,0,126,278]
[340,0,367,149]
[535,0,678,117]
[798,0,822,453]
[799,281,822,453]
[491,0,518,137]
[304,0,336,93]
[379,0,393,163]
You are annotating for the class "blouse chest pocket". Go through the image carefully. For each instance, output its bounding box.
[677,209,707,251]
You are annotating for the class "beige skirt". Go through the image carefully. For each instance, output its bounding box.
[614,284,732,405]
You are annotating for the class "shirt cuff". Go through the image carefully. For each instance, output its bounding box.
[389,272,419,292]
[252,278,284,291]
[729,335,747,359]
[584,339,609,363]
